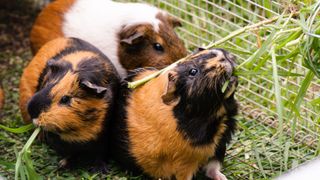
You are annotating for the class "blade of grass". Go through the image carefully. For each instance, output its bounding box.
[310,97,320,105]
[234,70,303,77]
[216,46,252,55]
[0,159,15,170]
[204,14,288,48]
[270,46,284,137]
[127,55,190,88]
[291,70,314,116]
[290,71,314,139]
[15,127,41,180]
[24,151,41,180]
[236,12,287,70]
[0,123,35,134]
[276,29,303,50]
[253,148,267,179]
[221,80,230,93]
[284,142,291,171]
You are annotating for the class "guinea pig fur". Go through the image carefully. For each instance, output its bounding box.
[19,37,120,168]
[30,0,187,77]
[109,48,238,180]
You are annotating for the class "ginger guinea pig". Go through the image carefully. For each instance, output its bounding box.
[110,48,238,180]
[30,0,187,77]
[19,37,120,168]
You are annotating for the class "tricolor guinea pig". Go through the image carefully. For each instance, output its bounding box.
[110,48,238,180]
[30,0,187,77]
[19,37,120,168]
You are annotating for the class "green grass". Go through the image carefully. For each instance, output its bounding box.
[1,0,320,179]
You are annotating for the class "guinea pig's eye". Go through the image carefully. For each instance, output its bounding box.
[59,95,71,105]
[153,43,164,52]
[189,68,198,76]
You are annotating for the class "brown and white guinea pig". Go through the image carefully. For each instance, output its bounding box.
[30,0,187,77]
[19,37,120,168]
[109,48,238,180]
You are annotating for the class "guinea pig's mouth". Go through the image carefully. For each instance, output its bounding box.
[32,118,62,133]
[32,118,39,126]
[223,76,238,99]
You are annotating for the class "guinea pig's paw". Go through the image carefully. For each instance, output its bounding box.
[206,170,227,180]
[204,160,228,180]
[88,160,109,173]
[58,157,76,169]
[58,158,69,169]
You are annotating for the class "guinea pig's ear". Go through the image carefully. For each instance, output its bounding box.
[120,32,144,45]
[168,16,182,28]
[80,80,108,96]
[161,71,180,105]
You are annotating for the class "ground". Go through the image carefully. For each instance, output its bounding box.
[0,1,317,180]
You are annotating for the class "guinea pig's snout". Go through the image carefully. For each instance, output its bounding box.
[225,52,237,68]
[27,90,52,125]
[32,118,39,126]
[218,50,236,68]
[214,49,237,75]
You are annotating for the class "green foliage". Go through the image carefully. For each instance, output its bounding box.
[14,127,41,180]
[1,0,320,180]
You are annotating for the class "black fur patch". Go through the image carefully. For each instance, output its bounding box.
[42,131,108,167]
[172,52,238,146]
[50,38,106,61]
[28,83,54,119]
[36,60,72,91]
[77,58,116,85]
[108,81,144,174]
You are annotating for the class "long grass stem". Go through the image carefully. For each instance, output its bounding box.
[128,14,290,89]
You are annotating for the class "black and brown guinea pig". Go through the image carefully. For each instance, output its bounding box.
[19,37,120,168]
[110,48,238,180]
[30,0,187,77]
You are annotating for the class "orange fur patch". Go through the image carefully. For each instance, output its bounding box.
[126,70,227,179]
[62,51,97,69]
[19,38,69,123]
[30,0,75,53]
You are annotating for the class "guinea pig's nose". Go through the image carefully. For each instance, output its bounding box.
[27,88,52,119]
[32,118,39,126]
[224,52,237,68]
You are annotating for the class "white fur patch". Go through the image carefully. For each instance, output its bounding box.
[204,160,228,180]
[205,160,221,172]
[62,0,163,77]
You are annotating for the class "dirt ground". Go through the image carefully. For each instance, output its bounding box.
[0,1,37,116]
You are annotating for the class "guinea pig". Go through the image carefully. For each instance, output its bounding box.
[19,37,120,168]
[30,0,187,77]
[109,48,238,180]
